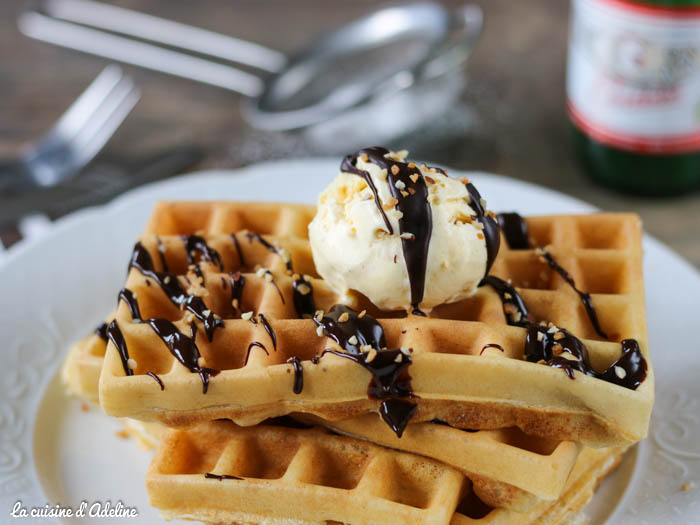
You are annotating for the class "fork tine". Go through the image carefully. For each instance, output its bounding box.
[66,82,141,170]
[31,65,125,155]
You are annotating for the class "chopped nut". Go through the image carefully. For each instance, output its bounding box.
[358,310,367,319]
[348,335,358,346]
[202,309,211,317]
[314,310,324,322]
[391,165,400,175]
[197,357,206,367]
[477,233,484,240]
[292,273,301,281]
[394,179,406,190]
[479,197,487,209]
[547,325,559,333]
[504,303,517,315]
[552,344,563,355]
[408,162,416,168]
[232,298,239,309]
[407,187,416,195]
[409,173,419,183]
[127,358,138,370]
[256,267,266,277]
[460,177,470,185]
[400,232,415,240]
[504,293,512,300]
[383,197,399,209]
[360,154,369,162]
[115,429,129,439]
[264,273,273,282]
[297,284,311,295]
[553,331,565,341]
[400,191,409,198]
[400,347,411,356]
[614,366,627,379]
[681,482,695,491]
[365,348,377,362]
[316,325,325,337]
[338,312,350,323]
[241,311,254,321]
[394,353,403,363]
[425,175,436,184]
[164,275,171,284]
[536,331,544,342]
[511,311,522,323]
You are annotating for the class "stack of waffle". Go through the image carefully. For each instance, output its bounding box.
[63,200,653,524]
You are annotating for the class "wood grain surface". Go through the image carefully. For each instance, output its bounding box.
[0,0,698,266]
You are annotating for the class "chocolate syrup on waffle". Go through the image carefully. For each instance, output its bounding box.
[494,212,607,339]
[118,288,142,321]
[314,305,415,436]
[182,234,224,271]
[538,250,608,339]
[292,275,316,318]
[229,271,245,314]
[204,473,242,481]
[148,318,219,393]
[244,341,268,365]
[287,356,303,394]
[146,371,164,390]
[342,147,432,313]
[231,233,246,268]
[244,231,316,316]
[95,322,109,341]
[106,320,132,376]
[480,343,505,355]
[497,212,530,250]
[481,276,646,389]
[465,183,500,275]
[258,313,276,351]
[129,242,223,341]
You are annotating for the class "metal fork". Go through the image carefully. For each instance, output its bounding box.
[0,65,140,194]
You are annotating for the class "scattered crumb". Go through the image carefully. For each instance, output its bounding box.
[80,403,90,412]
[682,482,694,491]
[115,430,130,440]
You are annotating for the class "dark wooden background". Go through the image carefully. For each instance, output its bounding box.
[1,0,698,266]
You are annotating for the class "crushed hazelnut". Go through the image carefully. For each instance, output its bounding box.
[391,165,400,175]
[338,312,350,323]
[358,310,367,319]
[614,366,627,379]
[241,311,254,321]
[366,348,377,362]
[348,335,358,346]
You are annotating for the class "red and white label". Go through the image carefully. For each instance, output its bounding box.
[567,0,700,154]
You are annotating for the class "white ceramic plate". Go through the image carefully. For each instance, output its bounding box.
[1,159,698,525]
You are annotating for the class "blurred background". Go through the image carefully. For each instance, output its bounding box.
[0,0,698,265]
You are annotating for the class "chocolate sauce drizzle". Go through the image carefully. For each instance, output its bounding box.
[129,242,223,341]
[231,233,246,268]
[118,288,142,321]
[287,356,303,394]
[229,271,245,314]
[95,322,109,341]
[480,343,505,355]
[146,371,165,390]
[480,275,646,389]
[204,473,242,481]
[538,251,608,339]
[341,147,432,314]
[494,212,607,339]
[182,234,224,272]
[244,341,268,365]
[292,275,316,318]
[497,212,530,250]
[314,304,416,436]
[465,183,501,275]
[257,313,276,351]
[244,231,315,317]
[106,320,132,377]
[147,318,219,393]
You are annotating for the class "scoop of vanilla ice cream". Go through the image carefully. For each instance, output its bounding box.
[309,150,489,312]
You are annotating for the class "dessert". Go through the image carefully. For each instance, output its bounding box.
[309,147,499,313]
[61,147,654,523]
[96,200,652,446]
[146,420,627,525]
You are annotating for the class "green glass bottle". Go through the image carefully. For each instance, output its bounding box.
[567,0,700,195]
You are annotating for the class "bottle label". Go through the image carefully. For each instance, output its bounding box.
[567,0,700,154]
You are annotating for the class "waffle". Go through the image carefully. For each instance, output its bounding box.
[298,414,582,511]
[146,420,626,525]
[97,202,653,446]
[65,333,580,512]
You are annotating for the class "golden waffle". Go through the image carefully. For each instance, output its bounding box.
[299,414,581,511]
[65,334,580,512]
[97,202,653,446]
[146,420,626,525]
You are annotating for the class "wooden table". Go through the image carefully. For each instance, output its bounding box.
[1,0,698,266]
